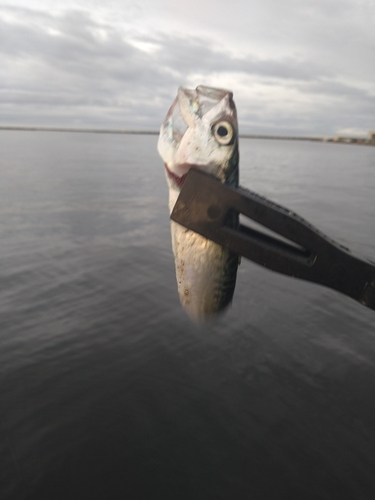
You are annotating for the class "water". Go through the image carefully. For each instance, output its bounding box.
[1,131,375,499]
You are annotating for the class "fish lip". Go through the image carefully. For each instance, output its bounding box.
[164,163,201,189]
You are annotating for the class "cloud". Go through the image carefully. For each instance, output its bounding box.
[0,4,374,135]
[0,8,178,125]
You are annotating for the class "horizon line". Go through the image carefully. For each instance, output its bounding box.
[0,125,370,143]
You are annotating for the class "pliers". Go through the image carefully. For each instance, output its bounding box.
[170,169,375,311]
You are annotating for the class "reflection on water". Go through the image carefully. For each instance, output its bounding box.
[1,131,375,499]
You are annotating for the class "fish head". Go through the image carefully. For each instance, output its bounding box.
[157,85,238,192]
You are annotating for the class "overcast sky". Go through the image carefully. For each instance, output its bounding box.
[1,0,374,136]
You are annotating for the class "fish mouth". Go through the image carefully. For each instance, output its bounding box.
[164,163,200,189]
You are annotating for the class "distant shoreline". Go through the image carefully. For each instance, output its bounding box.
[0,125,373,146]
[0,125,159,135]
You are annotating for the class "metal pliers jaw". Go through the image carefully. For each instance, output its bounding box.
[171,169,375,311]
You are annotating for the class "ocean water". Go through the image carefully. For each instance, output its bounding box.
[1,131,375,499]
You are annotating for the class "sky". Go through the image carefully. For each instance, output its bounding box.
[1,0,374,136]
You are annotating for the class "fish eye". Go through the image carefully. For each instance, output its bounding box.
[213,121,234,145]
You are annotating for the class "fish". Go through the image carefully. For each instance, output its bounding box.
[157,85,239,321]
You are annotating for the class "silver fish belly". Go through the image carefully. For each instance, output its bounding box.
[157,85,239,321]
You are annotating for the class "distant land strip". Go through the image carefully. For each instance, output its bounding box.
[0,125,159,135]
[1,125,374,145]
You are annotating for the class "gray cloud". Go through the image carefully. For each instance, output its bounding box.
[1,4,374,135]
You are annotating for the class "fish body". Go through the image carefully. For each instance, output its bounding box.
[157,85,239,321]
